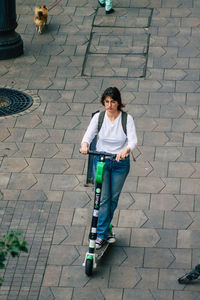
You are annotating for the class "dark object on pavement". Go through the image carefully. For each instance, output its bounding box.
[178,264,200,284]
[106,8,115,14]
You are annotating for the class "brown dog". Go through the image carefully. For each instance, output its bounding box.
[34,5,48,34]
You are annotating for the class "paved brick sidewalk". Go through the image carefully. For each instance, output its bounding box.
[0,0,200,299]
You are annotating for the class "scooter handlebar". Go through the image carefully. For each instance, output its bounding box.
[88,150,116,159]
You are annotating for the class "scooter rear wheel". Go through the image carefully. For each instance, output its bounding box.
[85,258,93,276]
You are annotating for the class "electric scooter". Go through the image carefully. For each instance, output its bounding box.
[83,150,116,276]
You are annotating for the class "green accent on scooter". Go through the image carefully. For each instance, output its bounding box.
[108,224,113,235]
[95,161,105,183]
[87,254,93,260]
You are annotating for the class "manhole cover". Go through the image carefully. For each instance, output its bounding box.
[0,88,33,117]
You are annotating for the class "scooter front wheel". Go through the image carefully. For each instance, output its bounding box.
[85,258,93,276]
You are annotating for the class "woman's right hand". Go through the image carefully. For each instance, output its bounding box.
[80,142,89,154]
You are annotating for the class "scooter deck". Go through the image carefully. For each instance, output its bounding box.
[96,242,109,260]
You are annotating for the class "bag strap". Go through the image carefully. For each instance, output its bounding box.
[98,111,106,132]
[98,111,127,135]
[121,111,127,135]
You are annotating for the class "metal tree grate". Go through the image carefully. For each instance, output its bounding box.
[0,88,33,117]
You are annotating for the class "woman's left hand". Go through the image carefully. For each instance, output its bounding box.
[116,148,130,162]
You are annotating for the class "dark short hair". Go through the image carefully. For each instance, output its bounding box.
[101,87,125,111]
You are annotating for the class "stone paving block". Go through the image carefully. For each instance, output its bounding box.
[39,287,73,300]
[160,103,184,118]
[41,158,69,174]
[0,158,28,173]
[186,93,200,105]
[131,228,160,247]
[63,159,85,175]
[86,263,110,288]
[181,178,200,194]
[172,119,197,132]
[148,161,168,178]
[32,143,59,158]
[156,229,177,248]
[56,208,74,226]
[0,189,20,201]
[178,230,200,248]
[139,80,162,91]
[48,245,79,265]
[15,114,41,128]
[170,248,192,269]
[110,228,131,247]
[51,174,79,191]
[19,190,47,202]
[71,245,88,266]
[142,210,164,228]
[194,195,200,211]
[136,268,159,289]
[187,212,200,230]
[45,103,70,116]
[72,208,90,226]
[153,118,172,131]
[184,133,200,146]
[162,132,183,146]
[109,266,140,288]
[23,129,49,143]
[7,173,36,190]
[150,290,174,300]
[42,265,61,286]
[129,193,150,210]
[176,147,196,162]
[122,176,138,192]
[150,194,178,210]
[143,132,169,146]
[18,158,43,174]
[120,247,145,268]
[124,289,154,300]
[182,69,200,81]
[60,266,89,287]
[30,174,53,190]
[72,288,104,300]
[158,269,185,290]
[174,291,200,300]
[144,248,174,268]
[136,146,156,161]
[164,211,192,229]
[53,226,85,245]
[118,210,147,228]
[160,178,180,194]
[168,162,195,177]
[138,177,165,193]
[54,116,80,130]
[135,118,157,131]
[116,192,134,209]
[63,129,85,143]
[61,191,90,208]
[176,81,199,93]
[3,128,25,143]
[126,104,147,118]
[42,129,65,143]
[100,288,123,300]
[164,69,187,80]
[174,194,194,211]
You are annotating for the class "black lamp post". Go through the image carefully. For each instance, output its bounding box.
[0,0,23,60]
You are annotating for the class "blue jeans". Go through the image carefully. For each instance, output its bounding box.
[93,156,130,240]
[99,0,112,11]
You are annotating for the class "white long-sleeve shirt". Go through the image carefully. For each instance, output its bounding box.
[81,111,137,154]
